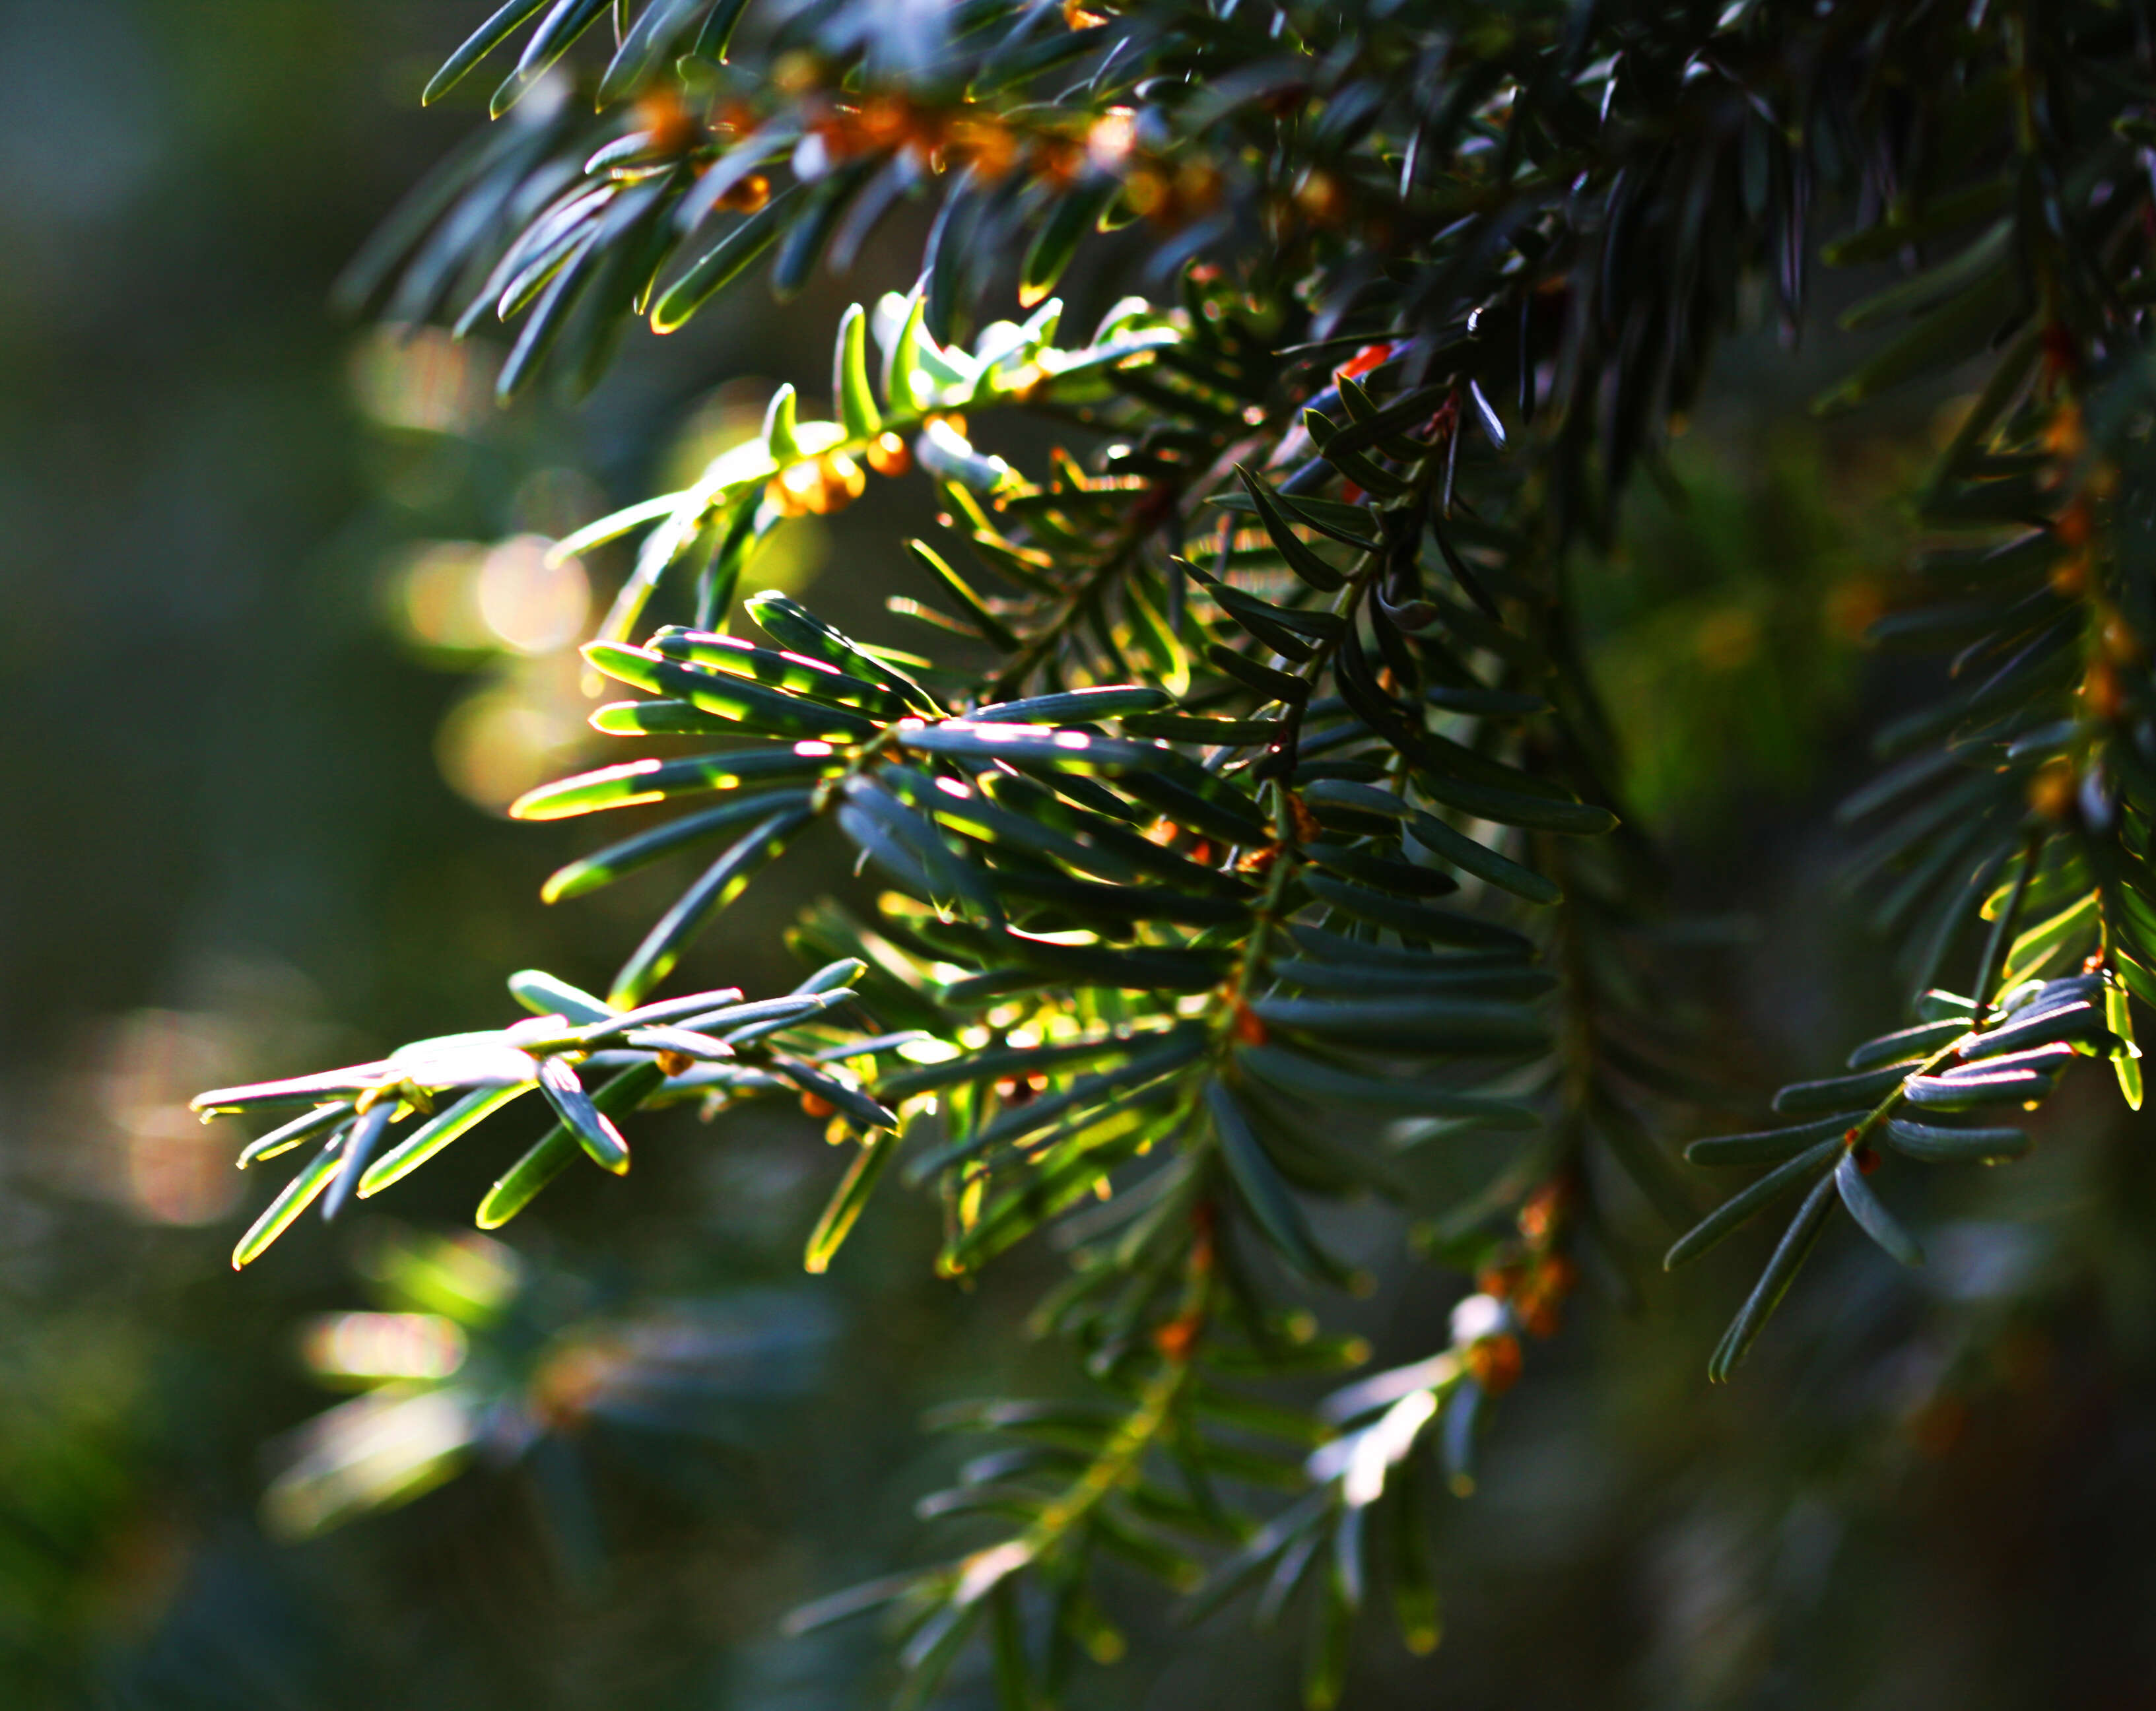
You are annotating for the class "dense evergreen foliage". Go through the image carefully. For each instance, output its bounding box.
[184,1,2156,1701]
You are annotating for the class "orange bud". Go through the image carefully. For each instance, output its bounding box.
[856,94,914,150]
[637,92,700,156]
[718,172,771,215]
[1294,168,1346,225]
[2104,614,2143,664]
[655,1050,695,1078]
[1825,578,1885,640]
[1231,1001,1268,1047]
[2049,553,2089,597]
[799,1092,835,1118]
[866,430,912,478]
[764,467,813,518]
[1153,1313,1200,1362]
[2027,758,2077,821]
[1124,166,1172,222]
[2085,659,2124,720]
[1517,1179,1570,1244]
[2057,498,2093,549]
[807,452,865,514]
[1174,159,1223,216]
[949,116,1019,182]
[2044,400,2088,463]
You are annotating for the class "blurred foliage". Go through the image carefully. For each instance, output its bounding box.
[1583,414,1916,837]
[6,3,2156,1710]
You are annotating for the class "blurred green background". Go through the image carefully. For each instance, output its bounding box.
[4,5,2155,1708]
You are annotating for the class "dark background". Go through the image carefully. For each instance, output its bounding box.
[3,4,2154,1707]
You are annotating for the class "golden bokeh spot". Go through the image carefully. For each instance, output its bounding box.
[1694,605,1761,671]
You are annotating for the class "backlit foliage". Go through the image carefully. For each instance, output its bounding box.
[195,1,2156,1701]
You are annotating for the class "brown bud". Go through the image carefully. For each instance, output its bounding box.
[1907,1395,1967,1458]
[1286,791,1323,845]
[1475,1263,1520,1301]
[1826,579,1885,641]
[2040,321,2081,386]
[1464,1333,1523,1394]
[1029,135,1085,189]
